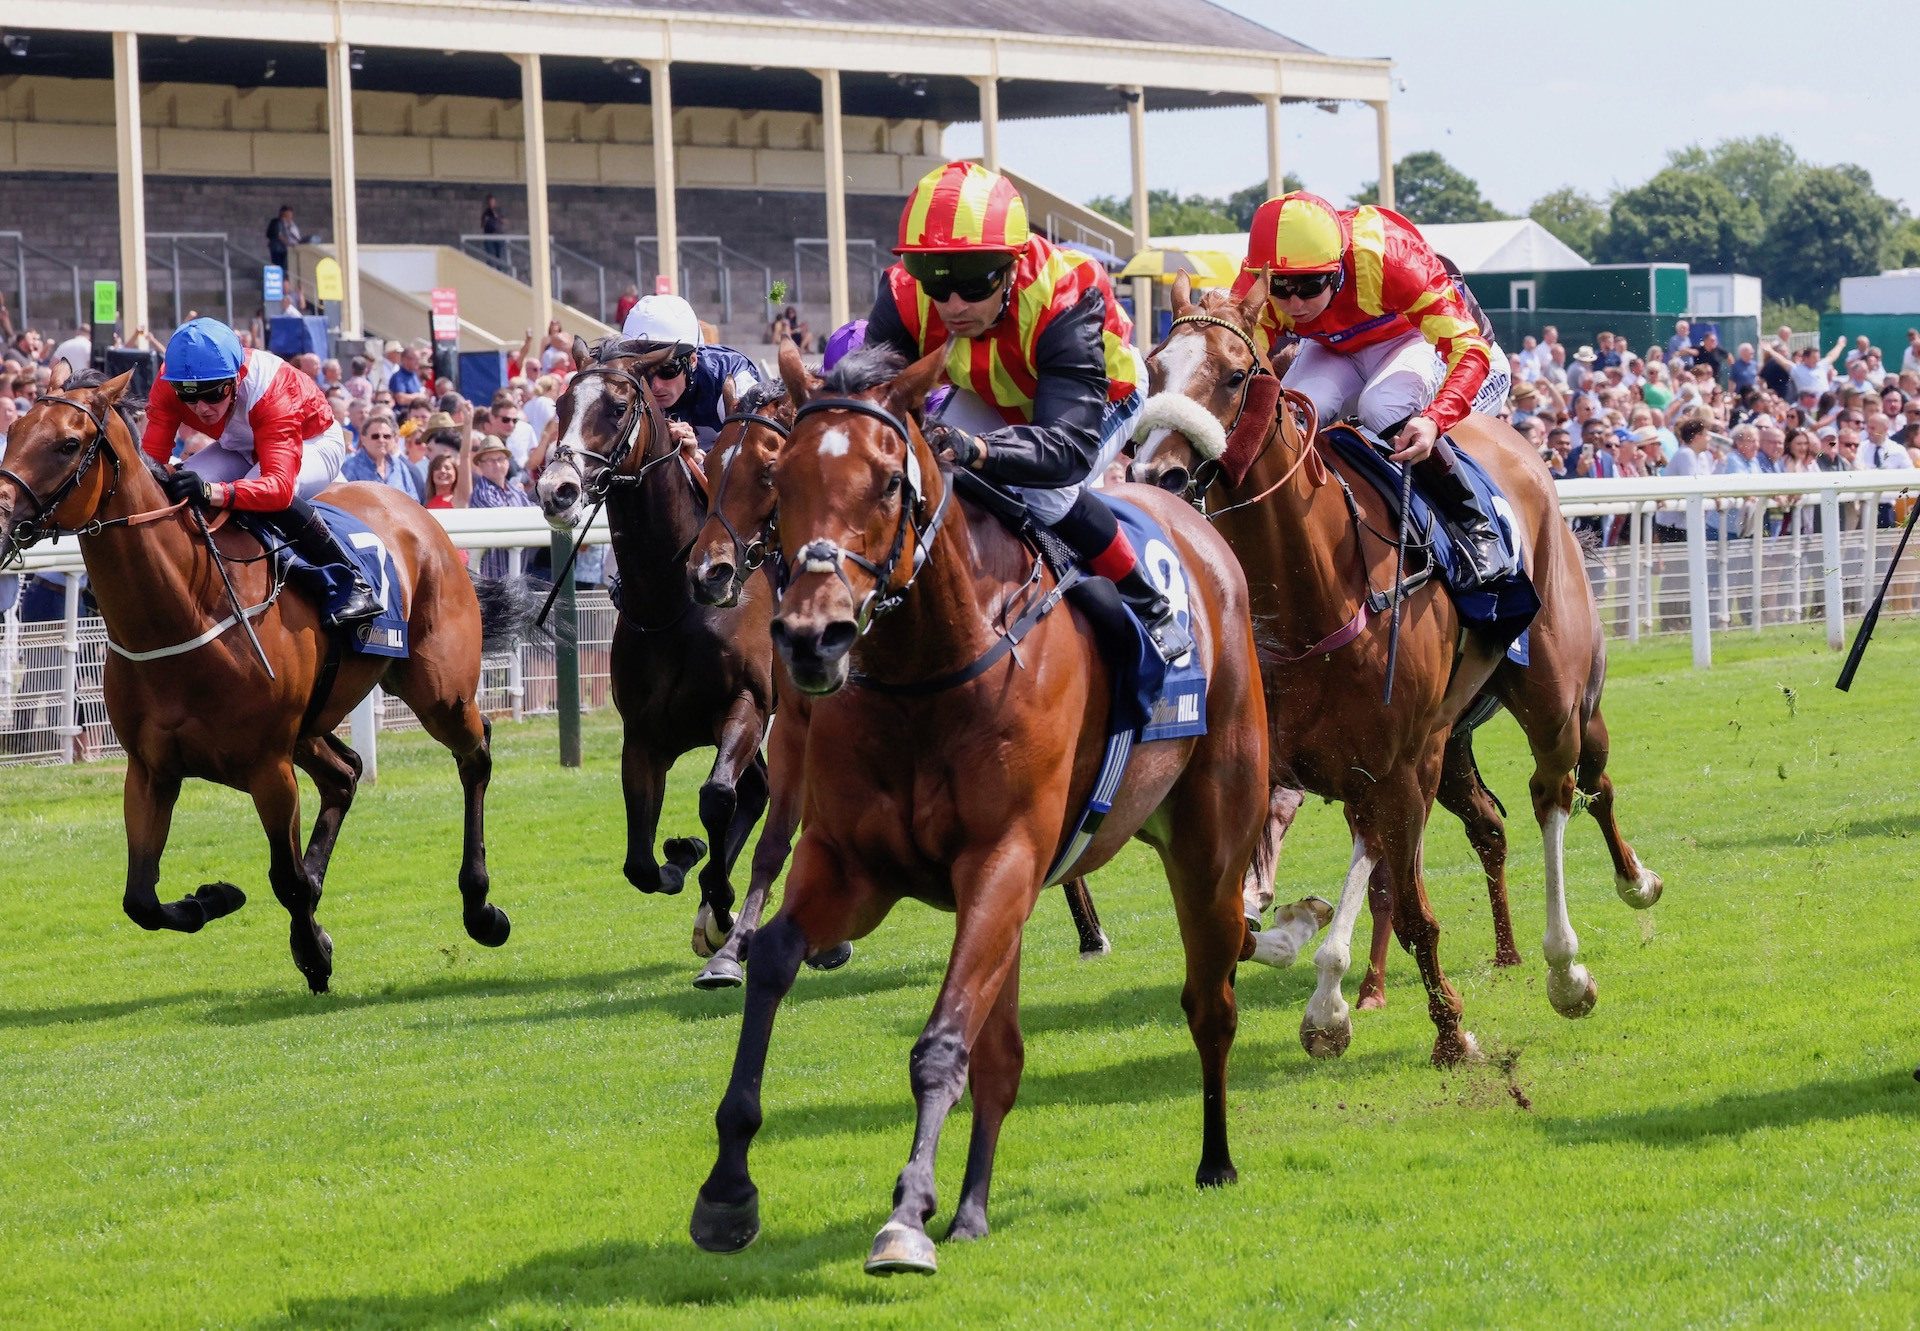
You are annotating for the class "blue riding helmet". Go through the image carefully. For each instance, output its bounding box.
[162,317,246,385]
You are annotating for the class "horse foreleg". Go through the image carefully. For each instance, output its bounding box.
[1436,728,1519,967]
[692,696,770,949]
[621,728,698,894]
[1357,867,1393,1010]
[251,760,332,993]
[449,710,510,947]
[121,759,246,934]
[1300,830,1377,1059]
[1533,760,1597,1020]
[946,942,1024,1242]
[1061,877,1109,956]
[1370,773,1478,1067]
[1578,704,1663,909]
[292,733,363,899]
[867,845,1036,1277]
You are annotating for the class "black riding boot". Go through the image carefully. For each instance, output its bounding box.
[277,498,382,628]
[1414,440,1506,590]
[1050,490,1193,663]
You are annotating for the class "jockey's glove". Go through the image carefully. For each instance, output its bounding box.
[927,422,987,471]
[162,469,216,511]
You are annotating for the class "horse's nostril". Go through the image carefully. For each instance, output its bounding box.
[1157,466,1191,495]
[553,483,580,509]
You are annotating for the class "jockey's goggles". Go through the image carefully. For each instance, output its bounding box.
[1268,270,1343,302]
[644,354,693,384]
[174,378,236,404]
[903,252,1014,303]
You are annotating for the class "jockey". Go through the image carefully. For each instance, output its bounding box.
[1233,192,1513,586]
[619,295,762,450]
[141,317,381,627]
[865,161,1190,661]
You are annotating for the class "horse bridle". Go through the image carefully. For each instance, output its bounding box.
[1152,312,1279,502]
[0,392,125,566]
[708,407,791,576]
[549,362,680,500]
[783,396,954,631]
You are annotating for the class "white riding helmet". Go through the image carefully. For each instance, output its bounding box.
[621,294,704,349]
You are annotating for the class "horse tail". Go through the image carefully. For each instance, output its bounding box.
[473,575,555,652]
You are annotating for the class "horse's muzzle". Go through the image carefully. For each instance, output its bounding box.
[770,615,857,694]
[689,553,740,608]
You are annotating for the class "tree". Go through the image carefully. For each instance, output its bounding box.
[1354,151,1506,224]
[1226,174,1303,229]
[1086,188,1237,237]
[1527,186,1608,260]
[1884,216,1920,271]
[1665,136,1804,221]
[1595,169,1761,272]
[1758,167,1894,306]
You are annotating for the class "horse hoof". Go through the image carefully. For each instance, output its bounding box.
[1195,1161,1238,1189]
[690,1189,760,1254]
[1290,896,1335,931]
[691,906,717,959]
[192,881,248,921]
[944,1211,989,1243]
[1357,990,1387,1011]
[805,942,853,972]
[1615,866,1664,909]
[693,954,743,989]
[1300,1015,1352,1059]
[1077,932,1112,960]
[1547,965,1597,1018]
[467,905,511,948]
[663,836,709,870]
[1433,1029,1485,1068]
[1494,946,1524,967]
[865,1221,938,1276]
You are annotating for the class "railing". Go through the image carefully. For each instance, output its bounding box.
[461,234,610,323]
[147,232,240,329]
[9,475,1920,767]
[0,232,85,332]
[634,236,778,327]
[790,238,884,310]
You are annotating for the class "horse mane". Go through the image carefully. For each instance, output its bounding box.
[58,366,148,441]
[819,346,905,396]
[737,379,788,414]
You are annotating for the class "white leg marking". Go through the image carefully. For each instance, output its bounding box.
[1301,837,1373,1056]
[1614,862,1664,909]
[1541,806,1597,1018]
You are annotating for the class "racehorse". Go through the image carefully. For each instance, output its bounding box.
[536,337,778,974]
[688,345,1269,1275]
[1132,274,1662,1063]
[0,365,530,992]
[684,344,1113,988]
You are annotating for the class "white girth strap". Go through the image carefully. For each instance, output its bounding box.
[107,596,276,662]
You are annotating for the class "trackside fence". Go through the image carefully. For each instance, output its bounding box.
[5,476,1920,769]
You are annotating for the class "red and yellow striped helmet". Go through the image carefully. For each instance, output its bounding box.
[1245,191,1345,274]
[896,161,1032,255]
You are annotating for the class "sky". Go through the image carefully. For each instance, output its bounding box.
[943,0,1920,220]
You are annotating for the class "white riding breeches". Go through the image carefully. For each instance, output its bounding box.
[937,369,1145,525]
[180,422,348,502]
[1286,329,1509,434]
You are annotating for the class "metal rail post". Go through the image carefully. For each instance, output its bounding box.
[507,548,526,721]
[1686,496,1711,667]
[1626,503,1641,644]
[58,580,82,763]
[350,688,380,782]
[551,530,582,767]
[1749,516,1764,633]
[1820,490,1845,649]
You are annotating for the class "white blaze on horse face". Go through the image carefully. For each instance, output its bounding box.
[1136,333,1213,468]
[817,427,852,459]
[556,375,605,460]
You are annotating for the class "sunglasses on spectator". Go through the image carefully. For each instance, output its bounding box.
[175,379,234,405]
[364,430,396,440]
[644,356,693,384]
[1269,272,1340,301]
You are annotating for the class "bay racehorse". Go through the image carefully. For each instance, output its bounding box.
[536,335,794,981]
[1132,274,1662,1063]
[684,343,1113,987]
[688,345,1269,1275]
[0,365,531,992]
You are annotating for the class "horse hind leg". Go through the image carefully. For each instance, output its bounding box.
[408,691,510,947]
[1578,705,1663,908]
[621,726,704,895]
[251,760,333,992]
[691,700,770,956]
[1370,788,1481,1067]
[946,944,1024,1242]
[292,733,363,898]
[121,759,247,935]
[1301,833,1376,1059]
[1356,868,1393,1010]
[1061,877,1110,957]
[1436,727,1521,967]
[1533,762,1597,1019]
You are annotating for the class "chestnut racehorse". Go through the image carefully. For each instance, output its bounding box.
[0,366,529,992]
[684,345,1113,987]
[689,346,1269,1275]
[1133,275,1662,1063]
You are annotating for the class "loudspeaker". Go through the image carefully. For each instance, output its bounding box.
[103,348,161,399]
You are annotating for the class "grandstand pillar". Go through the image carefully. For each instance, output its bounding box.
[646,60,678,298]
[816,68,850,329]
[110,32,148,337]
[517,55,554,330]
[974,76,1000,171]
[1262,93,1284,200]
[1373,100,1395,211]
[1125,85,1151,357]
[325,41,364,337]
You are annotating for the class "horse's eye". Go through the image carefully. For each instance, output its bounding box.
[884,472,903,498]
[1223,370,1247,391]
[57,436,80,455]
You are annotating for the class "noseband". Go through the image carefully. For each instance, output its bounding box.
[784,396,954,631]
[708,407,791,576]
[1153,312,1282,499]
[0,392,124,566]
[550,364,678,500]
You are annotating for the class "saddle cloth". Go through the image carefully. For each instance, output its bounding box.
[272,501,410,658]
[1092,493,1209,743]
[1317,423,1540,663]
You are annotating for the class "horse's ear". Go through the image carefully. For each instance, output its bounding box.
[777,339,810,407]
[48,358,71,392]
[1171,271,1193,315]
[1235,271,1270,330]
[885,345,948,418]
[571,335,590,372]
[99,370,134,406]
[720,375,741,417]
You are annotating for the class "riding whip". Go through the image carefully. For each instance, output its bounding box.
[194,506,275,681]
[536,494,605,630]
[1837,491,1920,691]
[1383,458,1414,705]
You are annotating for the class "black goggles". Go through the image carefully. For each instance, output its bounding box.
[174,378,235,405]
[1269,271,1341,302]
[903,253,1013,303]
[644,355,692,384]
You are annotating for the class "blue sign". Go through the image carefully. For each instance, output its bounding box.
[263,265,284,304]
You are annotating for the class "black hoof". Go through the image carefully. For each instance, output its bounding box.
[663,836,709,870]
[1196,1161,1238,1189]
[690,1188,760,1253]
[192,881,248,921]
[693,955,743,990]
[805,941,853,972]
[466,904,512,948]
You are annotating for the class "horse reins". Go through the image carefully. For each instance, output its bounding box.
[708,406,792,579]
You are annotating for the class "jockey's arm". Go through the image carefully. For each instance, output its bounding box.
[1383,218,1492,435]
[212,406,300,510]
[139,381,186,466]
[970,290,1108,487]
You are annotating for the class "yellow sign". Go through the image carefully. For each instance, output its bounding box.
[314,257,344,303]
